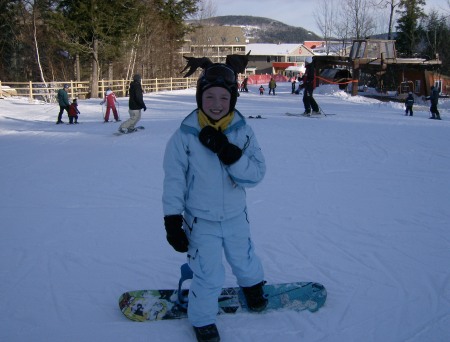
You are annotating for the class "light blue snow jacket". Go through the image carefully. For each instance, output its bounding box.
[163,109,266,221]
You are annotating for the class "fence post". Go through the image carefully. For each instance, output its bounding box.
[155,78,158,92]
[70,81,74,99]
[170,77,173,91]
[0,80,3,98]
[29,81,33,101]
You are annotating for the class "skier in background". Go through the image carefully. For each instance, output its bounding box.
[101,87,120,122]
[259,85,265,95]
[405,92,414,116]
[299,56,320,115]
[291,76,297,94]
[425,85,441,120]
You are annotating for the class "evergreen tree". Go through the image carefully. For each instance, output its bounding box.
[420,10,450,74]
[51,0,143,97]
[395,0,426,57]
[0,1,21,80]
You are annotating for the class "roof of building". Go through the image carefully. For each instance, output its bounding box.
[245,43,313,56]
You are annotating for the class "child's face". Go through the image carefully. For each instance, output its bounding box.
[202,86,231,121]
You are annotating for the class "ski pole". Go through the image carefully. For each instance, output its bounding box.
[101,103,106,121]
[318,105,327,116]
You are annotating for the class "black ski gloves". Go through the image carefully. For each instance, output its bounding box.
[199,126,242,165]
[164,215,188,253]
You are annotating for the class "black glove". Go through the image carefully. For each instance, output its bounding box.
[218,144,242,165]
[143,105,147,111]
[199,126,242,165]
[164,215,188,253]
[199,126,228,153]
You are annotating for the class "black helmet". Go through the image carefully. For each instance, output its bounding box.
[196,63,238,114]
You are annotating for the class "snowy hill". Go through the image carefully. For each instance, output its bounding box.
[194,15,321,42]
[0,83,449,342]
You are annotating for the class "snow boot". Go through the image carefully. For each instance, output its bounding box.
[242,281,268,312]
[193,323,220,342]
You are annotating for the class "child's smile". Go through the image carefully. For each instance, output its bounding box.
[201,87,231,121]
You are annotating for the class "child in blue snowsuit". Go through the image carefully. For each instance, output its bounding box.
[162,61,267,342]
[405,92,414,116]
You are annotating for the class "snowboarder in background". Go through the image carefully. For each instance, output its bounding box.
[56,84,70,124]
[268,77,276,95]
[405,92,414,116]
[299,56,320,115]
[100,87,120,122]
[68,99,80,124]
[425,86,441,120]
[163,56,267,342]
[118,74,146,134]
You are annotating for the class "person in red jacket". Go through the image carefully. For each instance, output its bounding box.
[68,99,80,124]
[100,87,120,122]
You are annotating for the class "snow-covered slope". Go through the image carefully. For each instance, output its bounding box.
[1,83,449,342]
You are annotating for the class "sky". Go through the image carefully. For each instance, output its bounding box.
[212,0,448,36]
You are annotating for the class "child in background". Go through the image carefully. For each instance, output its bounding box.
[100,87,120,122]
[259,85,265,95]
[405,92,414,116]
[68,99,80,124]
[162,58,267,342]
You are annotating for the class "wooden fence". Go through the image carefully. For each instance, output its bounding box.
[0,77,197,102]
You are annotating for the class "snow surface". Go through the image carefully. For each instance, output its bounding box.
[1,83,449,342]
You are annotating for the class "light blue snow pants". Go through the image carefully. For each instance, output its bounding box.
[184,210,264,327]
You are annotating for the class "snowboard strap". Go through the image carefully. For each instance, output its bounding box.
[177,263,193,309]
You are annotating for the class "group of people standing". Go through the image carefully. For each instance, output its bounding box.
[404,86,441,120]
[56,84,80,124]
[55,74,146,132]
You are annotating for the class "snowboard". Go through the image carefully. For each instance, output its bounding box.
[114,126,144,136]
[118,264,327,322]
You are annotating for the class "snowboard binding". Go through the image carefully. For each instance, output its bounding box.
[176,263,194,311]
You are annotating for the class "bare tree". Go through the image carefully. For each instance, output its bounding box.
[314,0,336,55]
[187,0,218,60]
[192,0,217,23]
[370,0,401,39]
[342,0,376,39]
[333,4,352,55]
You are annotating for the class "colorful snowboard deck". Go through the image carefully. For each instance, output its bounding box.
[119,281,327,322]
